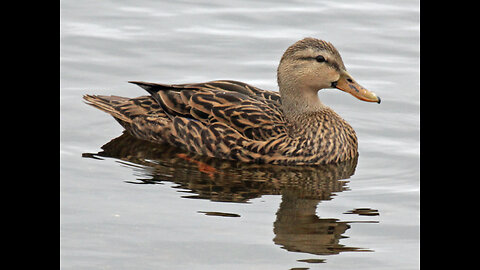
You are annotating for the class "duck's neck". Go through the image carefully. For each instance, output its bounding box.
[279,84,328,123]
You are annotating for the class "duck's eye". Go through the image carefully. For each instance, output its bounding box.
[315,55,326,63]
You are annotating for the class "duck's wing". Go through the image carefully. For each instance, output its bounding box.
[130,80,281,105]
[129,80,287,141]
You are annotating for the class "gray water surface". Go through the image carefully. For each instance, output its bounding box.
[60,1,419,269]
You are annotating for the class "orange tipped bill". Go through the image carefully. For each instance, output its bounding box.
[334,74,381,104]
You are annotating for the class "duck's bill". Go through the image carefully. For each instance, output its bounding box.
[333,75,381,104]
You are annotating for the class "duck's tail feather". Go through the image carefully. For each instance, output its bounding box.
[83,94,173,143]
[83,95,133,124]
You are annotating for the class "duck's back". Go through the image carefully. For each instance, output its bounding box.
[84,80,358,165]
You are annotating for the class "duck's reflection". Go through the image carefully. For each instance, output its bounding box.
[83,131,375,256]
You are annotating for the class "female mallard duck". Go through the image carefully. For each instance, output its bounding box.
[84,37,380,165]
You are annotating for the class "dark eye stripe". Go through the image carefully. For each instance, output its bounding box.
[298,56,327,63]
[297,55,341,72]
[298,56,315,61]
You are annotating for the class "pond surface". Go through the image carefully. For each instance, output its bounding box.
[60,0,419,269]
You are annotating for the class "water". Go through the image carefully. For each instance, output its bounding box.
[60,0,419,269]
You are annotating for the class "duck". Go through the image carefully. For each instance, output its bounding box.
[84,37,380,165]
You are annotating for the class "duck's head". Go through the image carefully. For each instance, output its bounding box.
[277,37,380,104]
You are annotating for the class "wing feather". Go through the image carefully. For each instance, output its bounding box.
[129,80,287,141]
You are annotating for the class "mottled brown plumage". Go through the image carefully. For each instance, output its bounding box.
[84,37,380,165]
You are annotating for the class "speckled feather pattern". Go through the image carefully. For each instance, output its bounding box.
[84,80,358,165]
